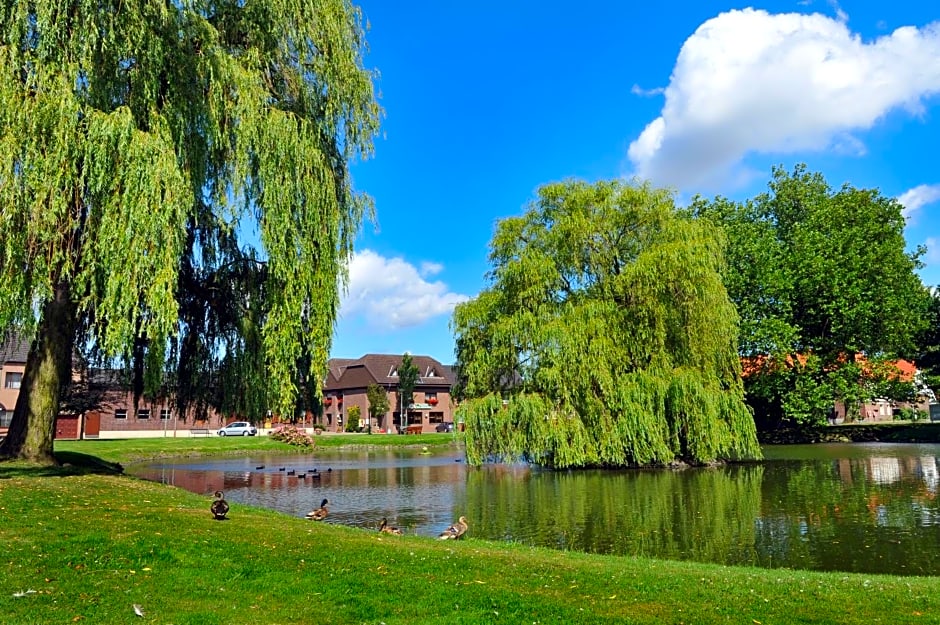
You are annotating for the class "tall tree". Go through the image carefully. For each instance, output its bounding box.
[452,179,761,468]
[0,1,379,463]
[691,165,928,427]
[908,287,940,396]
[397,353,419,431]
[365,382,389,433]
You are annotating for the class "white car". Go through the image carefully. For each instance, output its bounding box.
[218,421,258,436]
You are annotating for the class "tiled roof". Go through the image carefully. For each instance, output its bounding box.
[0,334,30,366]
[741,353,918,382]
[324,354,454,390]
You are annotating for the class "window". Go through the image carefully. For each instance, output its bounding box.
[388,366,398,377]
[160,409,170,420]
[4,372,22,389]
[115,409,128,419]
[429,412,444,424]
[137,409,150,420]
[0,409,11,428]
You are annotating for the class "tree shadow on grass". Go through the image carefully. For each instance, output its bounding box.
[0,451,123,479]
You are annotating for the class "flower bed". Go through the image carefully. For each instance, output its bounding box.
[268,424,316,448]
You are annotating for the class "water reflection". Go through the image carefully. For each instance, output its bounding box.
[130,443,940,575]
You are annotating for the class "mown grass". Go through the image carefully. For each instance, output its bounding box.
[2,471,938,625]
[52,432,460,466]
[1,436,938,624]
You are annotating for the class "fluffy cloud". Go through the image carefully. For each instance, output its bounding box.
[628,9,940,191]
[927,237,940,262]
[340,249,470,330]
[897,183,940,221]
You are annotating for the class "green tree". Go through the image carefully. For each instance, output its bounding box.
[0,1,379,463]
[691,165,928,427]
[452,179,761,468]
[366,382,390,433]
[345,405,361,432]
[908,287,940,396]
[397,353,419,431]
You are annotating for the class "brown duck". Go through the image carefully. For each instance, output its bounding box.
[211,491,229,520]
[379,517,403,535]
[437,515,468,540]
[306,498,329,521]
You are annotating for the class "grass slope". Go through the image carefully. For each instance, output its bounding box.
[0,437,938,624]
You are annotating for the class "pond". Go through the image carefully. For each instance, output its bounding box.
[129,442,940,576]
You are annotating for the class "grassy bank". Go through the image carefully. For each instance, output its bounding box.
[2,470,939,625]
[53,432,460,466]
[1,436,938,623]
[758,422,940,445]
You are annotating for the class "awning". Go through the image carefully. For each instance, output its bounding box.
[409,403,435,410]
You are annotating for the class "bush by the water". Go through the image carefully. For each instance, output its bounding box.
[268,424,316,448]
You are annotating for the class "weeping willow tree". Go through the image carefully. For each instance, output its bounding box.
[0,1,379,463]
[452,180,761,468]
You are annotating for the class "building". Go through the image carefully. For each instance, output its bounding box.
[0,335,28,438]
[321,354,456,434]
[2,336,456,437]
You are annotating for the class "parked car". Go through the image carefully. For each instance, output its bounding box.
[218,421,257,436]
[435,422,454,433]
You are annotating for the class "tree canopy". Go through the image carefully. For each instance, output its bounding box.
[452,179,762,468]
[366,382,389,431]
[690,165,929,426]
[0,0,379,462]
[397,353,418,429]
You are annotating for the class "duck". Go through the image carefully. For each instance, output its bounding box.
[437,515,468,540]
[306,498,329,521]
[379,517,403,535]
[255,465,265,470]
[287,469,296,476]
[210,491,229,520]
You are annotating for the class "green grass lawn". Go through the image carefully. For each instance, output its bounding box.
[53,432,461,466]
[0,437,938,624]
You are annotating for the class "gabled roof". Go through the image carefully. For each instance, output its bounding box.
[324,354,454,390]
[0,334,30,366]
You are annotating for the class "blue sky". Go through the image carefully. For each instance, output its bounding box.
[331,0,940,364]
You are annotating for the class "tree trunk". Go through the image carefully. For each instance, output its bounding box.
[0,282,76,464]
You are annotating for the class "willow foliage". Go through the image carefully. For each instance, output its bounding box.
[0,0,379,460]
[454,180,761,468]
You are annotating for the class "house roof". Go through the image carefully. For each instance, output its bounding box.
[324,354,454,391]
[0,334,30,366]
[740,353,918,382]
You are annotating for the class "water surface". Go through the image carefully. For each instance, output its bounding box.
[130,442,940,575]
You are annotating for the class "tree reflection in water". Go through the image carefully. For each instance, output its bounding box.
[131,443,940,575]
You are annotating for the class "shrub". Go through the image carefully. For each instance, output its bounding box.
[268,424,316,448]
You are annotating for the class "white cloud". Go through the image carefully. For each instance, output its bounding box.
[419,261,443,278]
[897,183,940,221]
[340,249,470,331]
[926,237,940,264]
[631,84,665,97]
[628,9,940,191]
